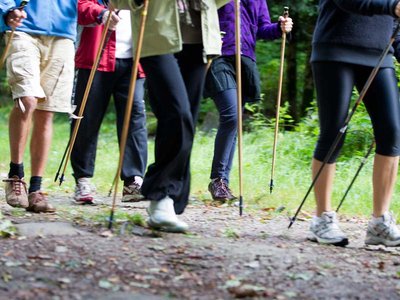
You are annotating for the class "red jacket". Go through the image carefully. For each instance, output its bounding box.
[75,0,145,77]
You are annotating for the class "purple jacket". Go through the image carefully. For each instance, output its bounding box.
[219,0,281,61]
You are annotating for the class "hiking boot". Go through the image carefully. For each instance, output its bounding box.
[147,196,189,233]
[308,211,349,247]
[74,178,95,205]
[3,176,28,208]
[208,178,236,202]
[122,177,144,202]
[27,191,56,213]
[365,212,400,247]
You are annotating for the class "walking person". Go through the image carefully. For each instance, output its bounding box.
[309,0,400,246]
[204,0,293,202]
[113,0,228,232]
[1,0,77,213]
[71,0,148,204]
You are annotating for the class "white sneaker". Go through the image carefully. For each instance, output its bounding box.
[147,196,189,233]
[308,211,349,246]
[365,212,400,247]
[74,178,95,205]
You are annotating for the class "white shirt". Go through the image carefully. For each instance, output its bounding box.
[115,10,133,59]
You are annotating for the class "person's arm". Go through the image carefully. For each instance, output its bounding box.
[78,0,120,30]
[78,0,106,26]
[256,1,281,41]
[0,0,17,29]
[333,0,400,17]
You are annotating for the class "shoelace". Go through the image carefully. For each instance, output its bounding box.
[214,179,230,196]
[80,183,92,194]
[4,178,26,196]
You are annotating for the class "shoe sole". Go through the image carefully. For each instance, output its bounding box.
[308,234,349,247]
[121,195,145,203]
[26,207,56,213]
[365,237,400,247]
[147,219,188,233]
[7,201,29,209]
[73,197,95,205]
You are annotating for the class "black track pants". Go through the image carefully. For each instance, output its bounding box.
[312,61,400,163]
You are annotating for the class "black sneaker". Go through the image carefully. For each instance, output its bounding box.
[208,178,236,202]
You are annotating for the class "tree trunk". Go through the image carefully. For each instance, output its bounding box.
[301,48,314,116]
[285,31,298,124]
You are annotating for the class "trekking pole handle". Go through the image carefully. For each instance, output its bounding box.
[283,6,289,18]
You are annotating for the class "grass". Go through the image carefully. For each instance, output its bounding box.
[0,104,398,219]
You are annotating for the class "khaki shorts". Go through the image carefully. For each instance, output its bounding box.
[6,31,75,113]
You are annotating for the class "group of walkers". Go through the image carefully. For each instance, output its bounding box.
[1,0,400,247]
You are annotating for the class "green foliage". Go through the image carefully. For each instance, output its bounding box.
[0,212,17,238]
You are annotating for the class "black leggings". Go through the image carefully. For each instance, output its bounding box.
[312,62,400,163]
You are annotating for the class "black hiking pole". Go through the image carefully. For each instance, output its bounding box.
[336,140,375,213]
[0,0,30,70]
[57,4,115,185]
[270,6,289,194]
[234,0,244,216]
[288,21,400,229]
[108,0,149,230]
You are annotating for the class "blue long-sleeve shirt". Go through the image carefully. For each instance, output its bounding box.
[0,0,77,41]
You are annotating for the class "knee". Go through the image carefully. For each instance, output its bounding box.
[375,126,400,156]
[15,96,37,116]
[220,112,238,129]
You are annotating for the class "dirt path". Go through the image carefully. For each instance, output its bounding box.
[1,194,400,299]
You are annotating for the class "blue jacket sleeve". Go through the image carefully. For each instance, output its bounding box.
[0,0,17,32]
[333,0,399,17]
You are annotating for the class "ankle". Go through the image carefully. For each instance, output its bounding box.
[9,162,24,179]
[29,176,42,194]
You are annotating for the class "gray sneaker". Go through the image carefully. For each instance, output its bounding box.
[122,177,144,202]
[308,211,349,247]
[3,176,28,208]
[365,212,400,247]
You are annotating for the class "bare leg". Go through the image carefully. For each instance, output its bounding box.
[372,154,399,217]
[312,158,336,216]
[30,110,54,177]
[9,97,37,164]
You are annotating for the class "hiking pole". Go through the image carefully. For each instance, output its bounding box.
[108,0,149,230]
[288,21,400,229]
[57,4,115,185]
[55,9,118,183]
[0,0,30,70]
[234,0,244,216]
[336,140,375,213]
[270,6,289,194]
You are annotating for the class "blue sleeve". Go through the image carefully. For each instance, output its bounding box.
[0,0,17,32]
[333,0,399,17]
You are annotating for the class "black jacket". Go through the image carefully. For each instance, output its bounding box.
[311,0,400,68]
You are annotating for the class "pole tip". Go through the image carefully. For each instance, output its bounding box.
[269,179,274,194]
[108,211,115,230]
[54,173,59,183]
[58,174,65,186]
[288,217,295,229]
[239,196,243,216]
